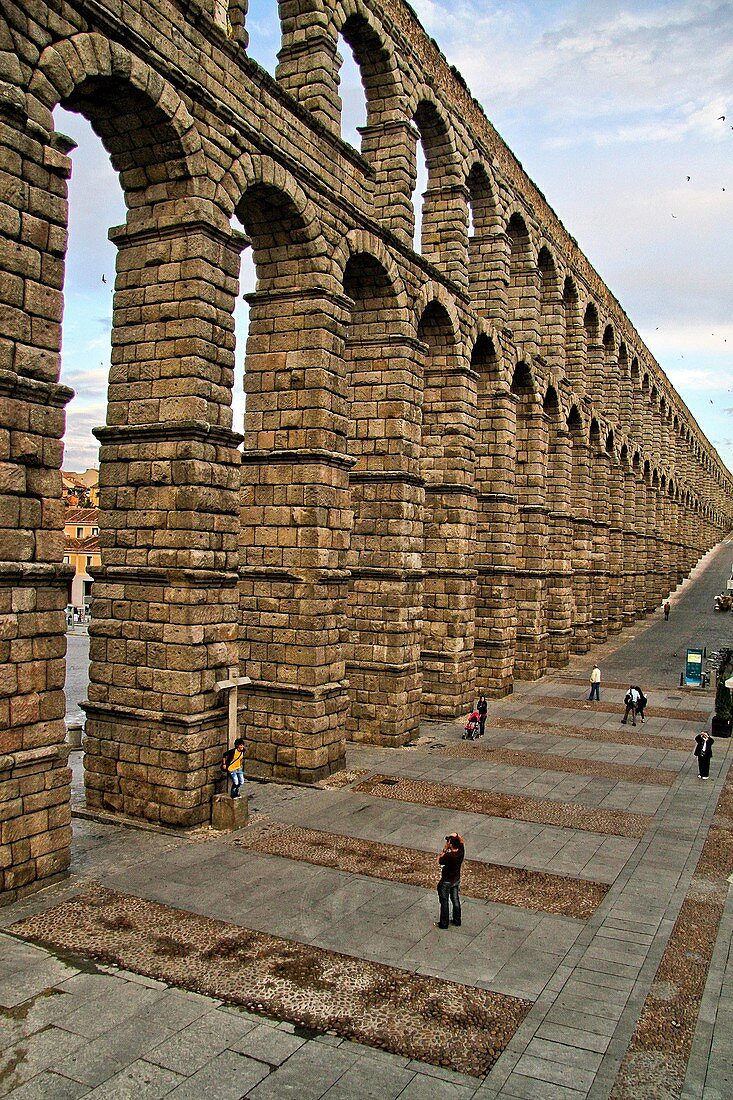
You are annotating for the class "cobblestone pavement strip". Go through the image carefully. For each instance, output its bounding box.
[8,884,530,1079]
[321,770,371,789]
[480,718,693,754]
[608,766,733,1100]
[533,696,710,722]
[234,821,608,919]
[353,775,652,839]
[442,745,678,786]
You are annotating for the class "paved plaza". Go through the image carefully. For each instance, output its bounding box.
[2,540,733,1098]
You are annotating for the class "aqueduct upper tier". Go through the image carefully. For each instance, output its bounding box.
[2,0,732,899]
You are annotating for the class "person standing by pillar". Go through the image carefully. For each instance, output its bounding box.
[694,731,714,779]
[221,738,246,798]
[588,664,601,701]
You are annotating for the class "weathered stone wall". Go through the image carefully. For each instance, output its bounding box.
[1,0,732,898]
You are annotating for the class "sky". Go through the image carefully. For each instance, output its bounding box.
[56,0,733,475]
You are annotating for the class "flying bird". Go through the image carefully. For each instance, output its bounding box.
[671,214,677,218]
[719,115,726,120]
[101,274,106,283]
[687,175,691,181]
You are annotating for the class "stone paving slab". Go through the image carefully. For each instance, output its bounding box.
[234,820,608,919]
[442,744,678,785]
[353,775,652,838]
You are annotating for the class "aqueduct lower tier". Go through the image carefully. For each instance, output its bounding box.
[2,0,732,900]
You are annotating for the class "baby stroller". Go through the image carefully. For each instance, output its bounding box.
[463,710,481,740]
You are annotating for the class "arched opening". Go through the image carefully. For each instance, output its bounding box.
[506,214,534,337]
[538,247,559,364]
[412,101,464,277]
[466,163,497,310]
[418,302,474,714]
[235,179,352,779]
[544,386,572,665]
[343,253,421,742]
[510,362,548,678]
[53,106,125,805]
[567,404,592,652]
[50,60,212,818]
[336,13,393,152]
[562,276,583,387]
[33,60,246,830]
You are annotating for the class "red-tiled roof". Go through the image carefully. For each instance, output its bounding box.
[64,535,100,552]
[64,507,99,524]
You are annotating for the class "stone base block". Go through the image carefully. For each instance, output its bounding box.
[66,724,83,749]
[211,791,249,831]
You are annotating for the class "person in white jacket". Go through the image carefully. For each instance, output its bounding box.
[588,665,601,701]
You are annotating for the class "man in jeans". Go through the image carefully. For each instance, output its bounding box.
[435,833,465,929]
[222,737,246,798]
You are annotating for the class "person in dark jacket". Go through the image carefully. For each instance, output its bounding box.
[633,686,648,724]
[694,731,714,779]
[435,832,465,929]
[476,694,488,737]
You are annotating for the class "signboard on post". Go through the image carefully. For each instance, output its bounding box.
[685,648,704,686]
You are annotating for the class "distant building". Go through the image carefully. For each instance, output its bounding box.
[63,506,100,613]
[62,468,99,508]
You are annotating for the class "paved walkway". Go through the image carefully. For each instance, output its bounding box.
[2,538,733,1098]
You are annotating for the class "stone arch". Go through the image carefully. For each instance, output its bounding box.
[567,403,584,435]
[543,384,561,418]
[341,241,422,742]
[562,275,584,389]
[417,296,475,714]
[336,2,402,129]
[506,212,537,340]
[412,96,466,280]
[412,281,461,347]
[538,245,561,366]
[31,34,205,192]
[466,161,500,311]
[223,154,329,287]
[275,0,402,133]
[335,230,409,322]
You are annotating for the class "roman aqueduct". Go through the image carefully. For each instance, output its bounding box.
[2,0,732,899]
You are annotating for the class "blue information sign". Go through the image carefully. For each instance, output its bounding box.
[685,648,703,686]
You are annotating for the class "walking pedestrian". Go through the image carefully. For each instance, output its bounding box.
[221,737,246,798]
[633,685,648,723]
[663,601,670,621]
[694,731,714,779]
[621,686,640,725]
[435,832,464,929]
[588,665,601,701]
[476,693,488,737]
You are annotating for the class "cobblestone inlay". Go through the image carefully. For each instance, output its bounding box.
[533,696,709,722]
[320,769,370,789]
[609,776,733,1099]
[442,744,678,785]
[353,775,651,838]
[10,884,530,1078]
[234,821,608,919]
[482,718,693,753]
